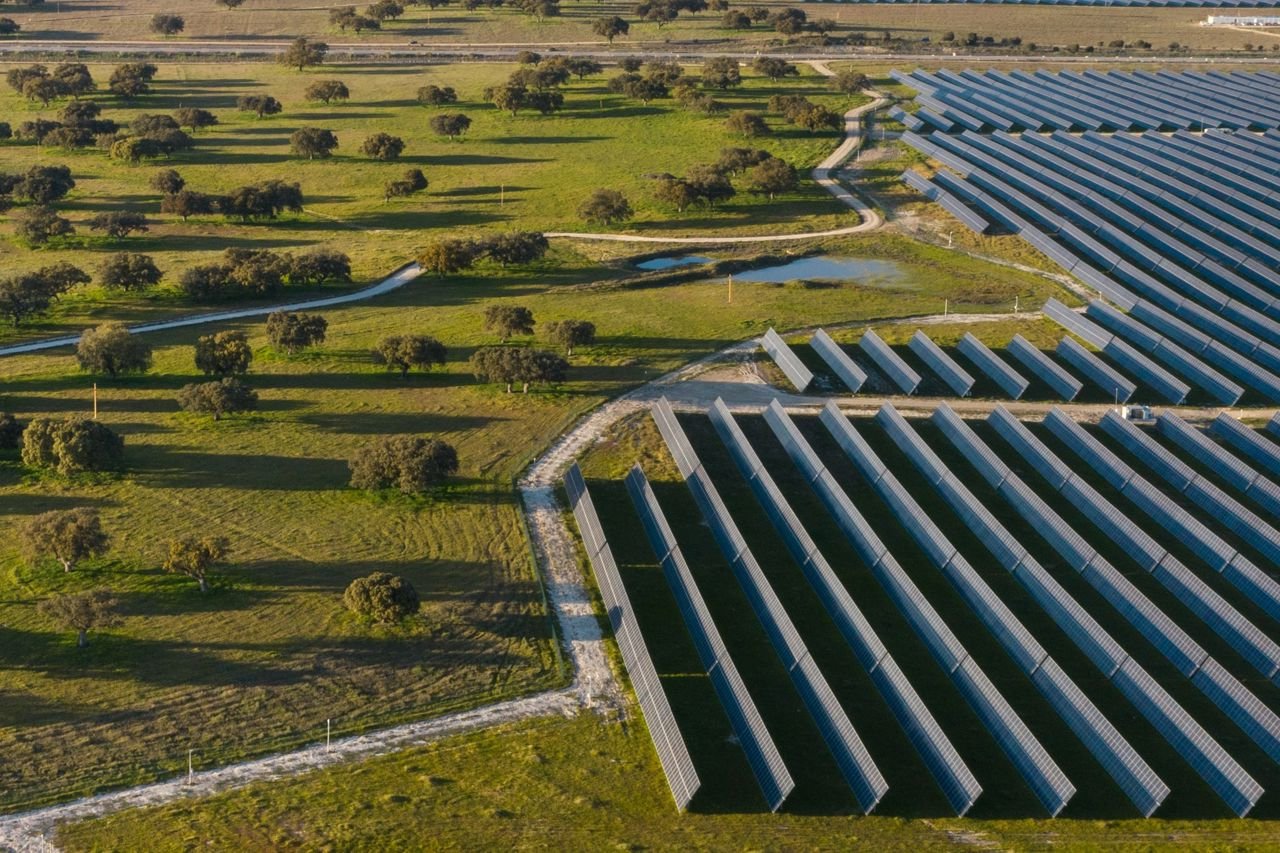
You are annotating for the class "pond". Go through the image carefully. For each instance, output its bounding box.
[732,256,909,287]
[634,255,715,271]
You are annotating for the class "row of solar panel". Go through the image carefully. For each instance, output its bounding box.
[707,399,983,815]
[575,399,1280,815]
[875,403,1272,815]
[851,403,1177,815]
[563,464,701,811]
[760,399,1077,815]
[914,129,1280,344]
[649,397,889,813]
[623,463,795,811]
[987,408,1280,684]
[901,127,1280,346]
[900,130,1280,403]
[1041,410,1280,624]
[898,69,1280,133]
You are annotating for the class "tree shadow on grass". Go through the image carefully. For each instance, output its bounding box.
[135,447,350,491]
[0,491,112,517]
[487,135,611,145]
[298,411,503,435]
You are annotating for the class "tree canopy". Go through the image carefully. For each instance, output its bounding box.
[177,378,259,421]
[344,572,420,623]
[371,334,447,377]
[76,322,153,378]
[39,589,121,647]
[194,330,252,375]
[267,311,328,353]
[577,188,632,226]
[163,536,231,593]
[22,417,124,475]
[280,37,328,70]
[20,508,109,573]
[349,435,459,492]
[290,127,339,160]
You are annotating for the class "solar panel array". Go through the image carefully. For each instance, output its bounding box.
[649,398,888,813]
[761,399,1076,815]
[707,398,982,815]
[899,70,1280,133]
[850,0,1280,6]
[1210,413,1280,479]
[1099,411,1280,567]
[564,464,701,811]
[1042,410,1280,623]
[957,332,1030,399]
[910,330,976,397]
[899,109,1280,405]
[760,328,814,393]
[1008,334,1083,401]
[1044,299,1191,404]
[623,464,796,812]
[859,328,922,395]
[1271,413,1280,441]
[810,329,868,393]
[1158,412,1280,519]
[934,406,1280,766]
[835,402,1174,816]
[988,407,1280,684]
[900,169,991,234]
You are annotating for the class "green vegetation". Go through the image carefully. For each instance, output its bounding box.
[0,59,861,343]
[0,236,1057,811]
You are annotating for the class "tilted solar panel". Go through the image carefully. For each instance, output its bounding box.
[761,400,1074,815]
[564,464,701,811]
[650,399,887,813]
[624,464,794,812]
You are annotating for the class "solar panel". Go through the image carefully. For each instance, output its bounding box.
[624,464,794,812]
[859,329,922,395]
[1057,337,1137,402]
[930,406,1280,765]
[1210,413,1280,479]
[909,331,976,397]
[988,407,1280,681]
[833,403,1172,815]
[650,398,887,813]
[1007,335,1083,401]
[810,329,868,393]
[956,333,1030,399]
[878,404,1277,815]
[1160,413,1280,518]
[1102,412,1280,566]
[1046,410,1280,622]
[761,399,1075,815]
[564,464,701,811]
[761,328,814,393]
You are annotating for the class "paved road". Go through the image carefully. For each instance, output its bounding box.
[0,263,422,358]
[0,38,1275,65]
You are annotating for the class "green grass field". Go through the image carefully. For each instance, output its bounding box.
[6,0,1278,53]
[0,232,1059,811]
[56,406,1280,849]
[0,58,863,343]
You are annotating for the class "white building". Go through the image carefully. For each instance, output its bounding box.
[1204,15,1280,27]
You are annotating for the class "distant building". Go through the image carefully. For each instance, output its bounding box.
[1204,15,1280,27]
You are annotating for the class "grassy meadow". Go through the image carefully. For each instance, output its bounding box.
[57,405,1280,849]
[0,233,1061,811]
[4,0,1277,53]
[0,58,862,342]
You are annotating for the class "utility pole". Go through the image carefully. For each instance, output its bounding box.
[92,383,98,418]
[188,749,194,783]
[727,273,733,305]
[327,718,332,751]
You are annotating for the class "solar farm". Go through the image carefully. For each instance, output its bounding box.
[561,68,1280,822]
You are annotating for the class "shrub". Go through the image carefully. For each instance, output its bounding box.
[344,572,420,623]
